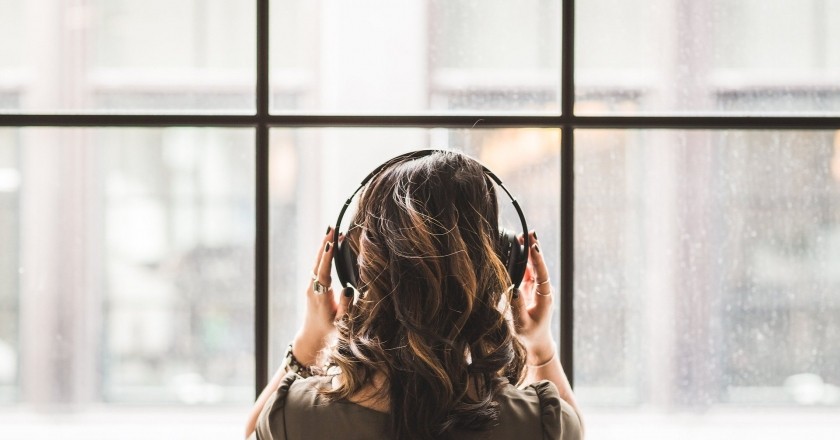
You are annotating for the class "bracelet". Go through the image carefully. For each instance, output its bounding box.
[526,350,557,368]
[282,343,313,378]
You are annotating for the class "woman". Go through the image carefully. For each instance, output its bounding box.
[245,151,583,439]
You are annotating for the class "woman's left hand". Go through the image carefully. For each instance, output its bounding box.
[246,228,353,438]
[291,227,355,366]
[512,231,556,364]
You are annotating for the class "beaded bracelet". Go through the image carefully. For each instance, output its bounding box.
[281,343,313,378]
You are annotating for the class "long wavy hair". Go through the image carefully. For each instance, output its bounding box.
[324,151,526,439]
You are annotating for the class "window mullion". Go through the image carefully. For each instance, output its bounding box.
[255,0,270,398]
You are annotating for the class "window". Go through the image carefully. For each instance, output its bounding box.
[1,1,838,438]
[576,130,840,410]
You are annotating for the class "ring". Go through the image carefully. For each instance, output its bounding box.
[312,272,331,295]
[535,286,552,297]
[535,278,550,286]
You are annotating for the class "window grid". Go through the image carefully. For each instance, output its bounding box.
[2,0,840,398]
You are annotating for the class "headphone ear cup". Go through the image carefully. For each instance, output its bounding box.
[334,238,360,289]
[500,229,527,288]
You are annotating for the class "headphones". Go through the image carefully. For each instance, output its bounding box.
[332,149,531,291]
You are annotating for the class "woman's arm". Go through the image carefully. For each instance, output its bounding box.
[520,340,581,426]
[244,227,354,439]
[244,366,287,438]
[512,232,584,434]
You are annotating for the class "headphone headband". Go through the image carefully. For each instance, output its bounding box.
[332,149,530,289]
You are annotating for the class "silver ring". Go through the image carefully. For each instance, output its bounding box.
[312,272,331,295]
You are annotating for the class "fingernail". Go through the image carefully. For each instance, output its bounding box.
[326,225,332,235]
[343,287,354,298]
[532,231,538,240]
[325,243,331,252]
[533,243,540,253]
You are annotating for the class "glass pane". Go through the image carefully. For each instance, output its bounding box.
[0,129,19,403]
[576,129,840,438]
[0,1,255,113]
[0,128,254,438]
[270,0,560,113]
[577,0,840,115]
[269,128,561,372]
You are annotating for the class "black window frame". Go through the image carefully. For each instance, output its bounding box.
[2,0,840,398]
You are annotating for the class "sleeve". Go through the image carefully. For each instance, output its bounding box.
[254,372,300,440]
[529,380,583,440]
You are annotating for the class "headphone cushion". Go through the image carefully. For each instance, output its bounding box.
[335,239,359,289]
[499,229,527,287]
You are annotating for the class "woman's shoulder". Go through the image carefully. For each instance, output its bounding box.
[253,373,318,440]
[253,373,299,440]
[255,373,389,440]
[256,374,581,440]
[258,372,341,417]
[277,372,328,407]
[493,380,583,440]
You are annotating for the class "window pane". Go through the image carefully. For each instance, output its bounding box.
[0,129,19,403]
[576,129,840,437]
[270,0,560,113]
[577,0,840,115]
[0,128,253,437]
[269,128,561,372]
[0,1,255,113]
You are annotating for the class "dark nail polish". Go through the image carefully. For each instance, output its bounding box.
[533,231,538,240]
[325,243,331,252]
[343,287,354,298]
[534,244,540,253]
[326,226,332,235]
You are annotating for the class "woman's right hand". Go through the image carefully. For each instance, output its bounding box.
[511,231,557,365]
[511,231,585,436]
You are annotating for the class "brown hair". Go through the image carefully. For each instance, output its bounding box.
[325,151,526,439]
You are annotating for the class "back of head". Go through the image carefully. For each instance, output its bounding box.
[327,150,526,439]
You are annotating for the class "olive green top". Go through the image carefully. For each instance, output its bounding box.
[252,372,582,440]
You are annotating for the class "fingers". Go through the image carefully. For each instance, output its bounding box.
[527,232,548,284]
[522,259,535,294]
[527,232,553,312]
[518,233,535,293]
[312,226,335,276]
[317,236,335,289]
